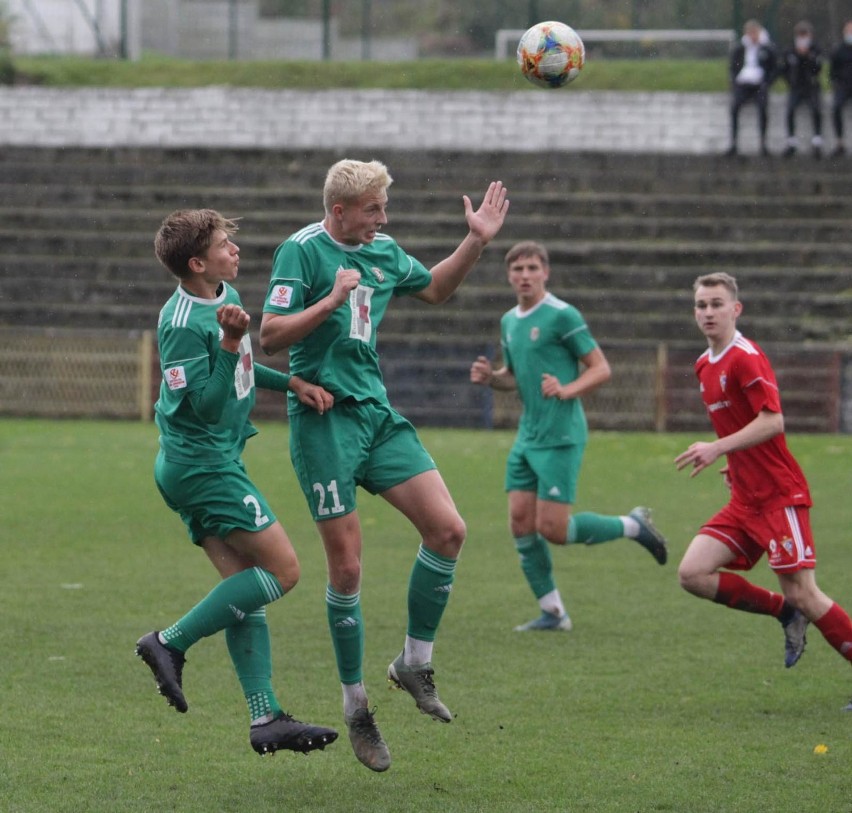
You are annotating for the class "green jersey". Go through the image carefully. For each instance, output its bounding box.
[263,222,432,414]
[501,292,598,448]
[155,282,258,465]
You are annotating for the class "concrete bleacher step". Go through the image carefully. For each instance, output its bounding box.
[3,146,852,196]
[1,146,850,431]
[5,226,852,272]
[7,203,852,246]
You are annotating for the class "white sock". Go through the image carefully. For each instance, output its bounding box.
[621,516,640,538]
[538,589,566,617]
[342,681,369,717]
[404,636,434,666]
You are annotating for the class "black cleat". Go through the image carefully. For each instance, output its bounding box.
[782,610,809,668]
[629,506,668,565]
[250,712,338,755]
[135,631,188,713]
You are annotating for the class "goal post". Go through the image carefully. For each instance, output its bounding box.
[495,28,736,60]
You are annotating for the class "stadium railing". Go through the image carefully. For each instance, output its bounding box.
[1,328,848,434]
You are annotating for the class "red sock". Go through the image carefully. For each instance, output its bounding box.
[814,603,852,662]
[714,572,786,617]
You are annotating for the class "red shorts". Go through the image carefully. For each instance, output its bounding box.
[700,502,816,574]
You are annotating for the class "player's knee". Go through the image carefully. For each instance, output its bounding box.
[677,561,704,595]
[329,560,362,595]
[536,520,564,546]
[430,515,466,557]
[780,580,812,611]
[270,561,300,594]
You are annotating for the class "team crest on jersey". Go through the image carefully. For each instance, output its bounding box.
[530,327,540,341]
[768,539,777,554]
[270,285,293,308]
[370,267,385,283]
[720,373,727,391]
[782,537,794,556]
[166,365,187,390]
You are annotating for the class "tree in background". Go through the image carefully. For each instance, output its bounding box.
[0,1,14,84]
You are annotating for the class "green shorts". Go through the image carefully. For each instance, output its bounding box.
[154,450,277,545]
[505,441,586,504]
[289,400,435,521]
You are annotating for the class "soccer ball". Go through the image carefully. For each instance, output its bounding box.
[517,21,585,89]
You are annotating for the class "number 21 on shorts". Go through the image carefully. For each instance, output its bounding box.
[313,479,345,516]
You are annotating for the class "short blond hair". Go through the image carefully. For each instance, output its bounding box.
[323,159,393,213]
[693,272,739,299]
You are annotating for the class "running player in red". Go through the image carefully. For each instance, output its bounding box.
[676,272,852,709]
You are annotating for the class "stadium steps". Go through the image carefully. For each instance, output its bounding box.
[1,147,850,430]
[6,204,852,245]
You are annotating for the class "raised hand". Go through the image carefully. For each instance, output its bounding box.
[463,181,510,245]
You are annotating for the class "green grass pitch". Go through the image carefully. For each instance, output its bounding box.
[2,419,850,812]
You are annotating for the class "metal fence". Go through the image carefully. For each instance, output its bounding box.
[2,327,849,433]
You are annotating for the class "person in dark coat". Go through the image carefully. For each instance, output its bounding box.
[725,20,779,157]
[829,20,852,155]
[780,20,824,158]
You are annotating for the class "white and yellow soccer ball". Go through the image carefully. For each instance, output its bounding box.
[517,21,585,89]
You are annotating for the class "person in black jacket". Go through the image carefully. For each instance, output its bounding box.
[725,20,778,157]
[830,20,852,156]
[780,21,824,158]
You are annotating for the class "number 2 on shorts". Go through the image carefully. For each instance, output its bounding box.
[243,494,270,527]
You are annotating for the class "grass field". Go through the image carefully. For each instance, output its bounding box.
[2,419,851,813]
[12,54,732,92]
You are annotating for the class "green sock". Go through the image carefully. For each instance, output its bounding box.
[326,585,364,685]
[515,534,556,599]
[407,544,457,642]
[568,513,625,545]
[161,566,284,653]
[225,608,282,723]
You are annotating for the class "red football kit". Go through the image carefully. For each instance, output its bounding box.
[695,331,814,573]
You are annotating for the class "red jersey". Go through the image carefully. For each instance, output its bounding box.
[695,331,811,511]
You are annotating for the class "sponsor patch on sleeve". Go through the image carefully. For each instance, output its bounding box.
[165,365,187,390]
[269,285,293,308]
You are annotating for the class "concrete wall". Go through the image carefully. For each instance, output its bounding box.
[0,86,833,155]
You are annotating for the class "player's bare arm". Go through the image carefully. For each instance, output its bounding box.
[415,181,510,305]
[675,408,784,477]
[260,268,361,355]
[541,347,612,400]
[217,304,250,353]
[288,375,335,415]
[470,355,517,391]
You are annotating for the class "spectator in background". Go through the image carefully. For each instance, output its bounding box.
[829,19,852,156]
[780,20,825,158]
[725,19,778,157]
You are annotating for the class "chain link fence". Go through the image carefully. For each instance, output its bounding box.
[1,328,848,433]
[0,327,154,420]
